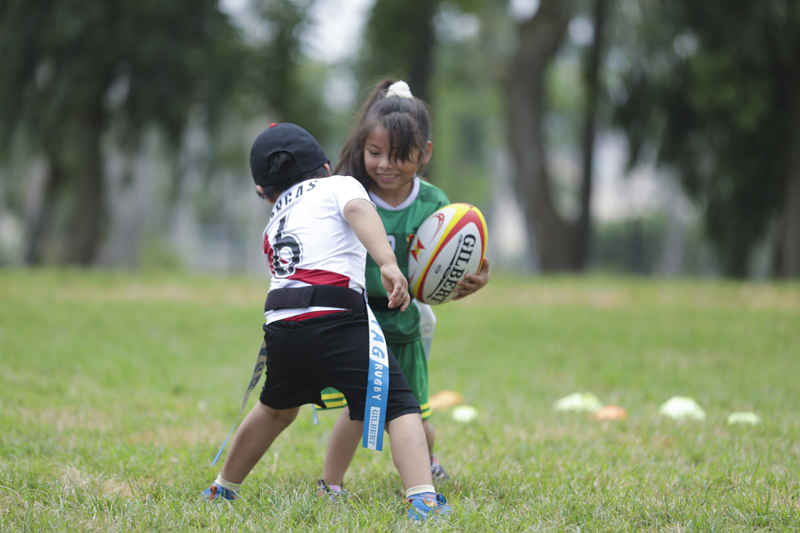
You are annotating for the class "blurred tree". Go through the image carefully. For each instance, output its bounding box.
[428,1,513,208]
[247,0,331,140]
[359,0,482,104]
[613,0,800,278]
[359,0,443,103]
[505,0,609,272]
[0,0,242,265]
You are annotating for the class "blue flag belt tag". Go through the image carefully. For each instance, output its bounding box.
[363,304,389,451]
[211,341,267,466]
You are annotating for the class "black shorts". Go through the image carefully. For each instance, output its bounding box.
[259,311,421,422]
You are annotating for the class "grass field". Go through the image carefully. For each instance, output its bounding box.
[1,269,799,532]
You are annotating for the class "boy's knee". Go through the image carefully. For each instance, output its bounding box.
[386,412,423,431]
[258,402,300,426]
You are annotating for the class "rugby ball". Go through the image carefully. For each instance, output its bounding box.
[407,203,488,305]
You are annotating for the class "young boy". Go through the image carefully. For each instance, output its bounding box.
[201,123,450,521]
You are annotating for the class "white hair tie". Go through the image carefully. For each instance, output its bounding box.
[386,81,413,99]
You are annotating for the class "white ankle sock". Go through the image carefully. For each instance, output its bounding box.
[405,484,435,498]
[214,475,243,492]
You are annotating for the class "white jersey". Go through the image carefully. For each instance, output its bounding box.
[262,175,372,323]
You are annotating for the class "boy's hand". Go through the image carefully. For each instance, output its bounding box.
[453,257,491,300]
[380,264,411,312]
[343,198,410,312]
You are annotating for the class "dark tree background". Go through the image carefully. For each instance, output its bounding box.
[1,0,798,278]
[613,0,800,277]
[247,0,331,140]
[0,0,243,266]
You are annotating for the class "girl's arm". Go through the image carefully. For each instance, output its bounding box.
[344,198,411,312]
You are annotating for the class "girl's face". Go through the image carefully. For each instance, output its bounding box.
[363,125,432,206]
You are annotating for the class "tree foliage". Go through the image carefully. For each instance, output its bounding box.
[359,0,442,103]
[247,0,331,140]
[359,0,484,103]
[0,0,243,265]
[613,0,800,276]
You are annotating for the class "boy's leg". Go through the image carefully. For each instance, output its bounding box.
[321,410,437,489]
[321,401,449,520]
[395,340,446,472]
[313,312,445,516]
[320,343,429,487]
[219,401,300,484]
[320,406,361,485]
[388,413,452,521]
[385,412,433,489]
[321,411,439,492]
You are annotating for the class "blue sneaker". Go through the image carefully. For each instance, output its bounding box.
[407,492,451,521]
[202,482,238,501]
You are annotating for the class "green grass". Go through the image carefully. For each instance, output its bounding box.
[1,269,799,531]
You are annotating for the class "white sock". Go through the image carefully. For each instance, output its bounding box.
[405,484,435,499]
[214,475,243,492]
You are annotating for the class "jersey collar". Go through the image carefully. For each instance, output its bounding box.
[368,176,420,211]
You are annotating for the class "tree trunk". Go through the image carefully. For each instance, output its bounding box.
[24,155,65,265]
[576,0,608,269]
[775,168,800,278]
[775,129,800,278]
[505,0,578,272]
[68,113,106,266]
[773,81,800,278]
[406,0,439,105]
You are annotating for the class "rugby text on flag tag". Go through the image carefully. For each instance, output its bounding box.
[363,304,389,451]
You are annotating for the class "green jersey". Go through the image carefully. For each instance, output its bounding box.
[367,178,450,344]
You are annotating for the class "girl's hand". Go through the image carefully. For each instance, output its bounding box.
[453,257,490,300]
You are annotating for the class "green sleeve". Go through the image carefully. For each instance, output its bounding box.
[365,182,450,343]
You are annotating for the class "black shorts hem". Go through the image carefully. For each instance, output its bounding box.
[347,403,421,422]
[259,395,325,411]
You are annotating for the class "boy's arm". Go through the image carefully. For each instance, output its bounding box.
[344,199,411,312]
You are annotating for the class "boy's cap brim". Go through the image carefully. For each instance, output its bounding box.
[250,123,329,187]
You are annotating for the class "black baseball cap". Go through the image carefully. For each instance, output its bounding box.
[250,123,330,187]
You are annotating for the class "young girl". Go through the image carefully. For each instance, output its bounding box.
[317,79,490,496]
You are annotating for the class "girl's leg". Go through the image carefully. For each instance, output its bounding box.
[385,412,433,489]
[321,406,362,485]
[219,402,300,483]
[422,419,436,459]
